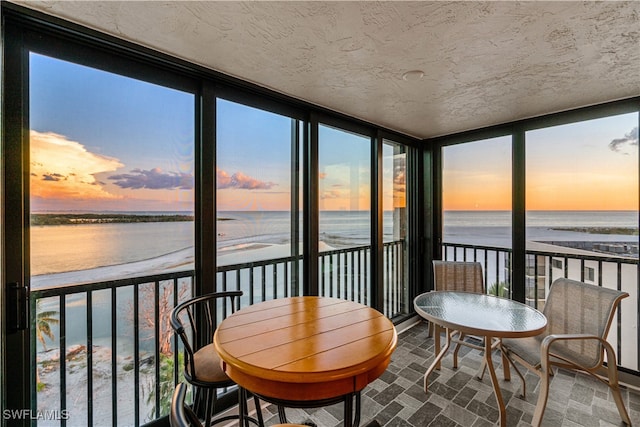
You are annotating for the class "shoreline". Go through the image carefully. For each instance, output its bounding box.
[33,225,640,289]
[550,226,638,235]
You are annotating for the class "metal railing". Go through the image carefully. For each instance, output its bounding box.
[216,240,406,318]
[31,239,637,426]
[31,271,196,426]
[442,242,639,376]
[30,240,406,426]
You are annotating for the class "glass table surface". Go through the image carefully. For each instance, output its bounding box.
[414,291,547,338]
[413,291,547,427]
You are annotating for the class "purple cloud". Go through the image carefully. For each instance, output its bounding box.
[109,168,194,190]
[609,127,638,152]
[42,173,66,181]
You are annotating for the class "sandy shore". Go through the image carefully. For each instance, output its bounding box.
[37,344,161,426]
[32,240,339,290]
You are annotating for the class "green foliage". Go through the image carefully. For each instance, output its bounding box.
[35,300,60,390]
[31,213,194,226]
[487,281,510,298]
[550,226,638,235]
[36,300,59,352]
[144,352,185,420]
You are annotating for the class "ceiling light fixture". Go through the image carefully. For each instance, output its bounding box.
[402,70,425,81]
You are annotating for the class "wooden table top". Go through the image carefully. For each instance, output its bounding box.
[214,296,398,401]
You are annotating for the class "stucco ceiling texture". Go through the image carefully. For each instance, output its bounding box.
[14,1,640,139]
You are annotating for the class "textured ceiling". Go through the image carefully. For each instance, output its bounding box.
[12,1,640,139]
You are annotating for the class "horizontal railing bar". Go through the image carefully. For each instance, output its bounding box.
[216,243,396,274]
[32,270,196,298]
[443,242,637,264]
[217,255,300,272]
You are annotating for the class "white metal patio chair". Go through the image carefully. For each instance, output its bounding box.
[501,278,632,426]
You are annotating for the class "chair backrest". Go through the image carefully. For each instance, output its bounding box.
[170,382,202,427]
[543,278,628,369]
[170,291,243,382]
[432,261,484,293]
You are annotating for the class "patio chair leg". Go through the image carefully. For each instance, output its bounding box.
[501,347,510,382]
[478,359,487,380]
[609,381,632,426]
[451,331,466,369]
[532,371,550,427]
[604,343,632,425]
[499,346,527,398]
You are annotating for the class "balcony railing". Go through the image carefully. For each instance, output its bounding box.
[32,240,637,427]
[31,271,196,426]
[30,240,406,426]
[216,240,406,318]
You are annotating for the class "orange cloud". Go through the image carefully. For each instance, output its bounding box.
[216,167,276,190]
[30,130,124,201]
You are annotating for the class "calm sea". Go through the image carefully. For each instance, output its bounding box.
[30,210,638,276]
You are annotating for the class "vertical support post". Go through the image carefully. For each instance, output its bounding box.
[512,129,526,303]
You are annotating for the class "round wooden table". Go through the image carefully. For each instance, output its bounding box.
[214,296,397,427]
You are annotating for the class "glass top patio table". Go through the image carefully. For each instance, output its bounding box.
[413,291,546,427]
[414,291,547,338]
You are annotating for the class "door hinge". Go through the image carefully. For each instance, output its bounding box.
[7,282,28,333]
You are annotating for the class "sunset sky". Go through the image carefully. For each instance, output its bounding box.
[30,53,638,213]
[442,114,638,211]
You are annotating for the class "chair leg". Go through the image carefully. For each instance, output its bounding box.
[204,388,214,427]
[277,405,288,423]
[192,386,203,420]
[532,370,550,427]
[500,347,510,382]
[452,332,464,369]
[603,343,633,425]
[608,379,632,426]
[253,395,264,427]
[240,387,251,427]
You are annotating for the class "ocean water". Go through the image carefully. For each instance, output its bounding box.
[31,210,638,277]
[444,210,638,227]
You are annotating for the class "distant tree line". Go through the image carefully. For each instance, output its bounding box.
[31,213,194,226]
[551,226,638,236]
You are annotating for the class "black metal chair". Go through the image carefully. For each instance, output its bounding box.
[170,291,263,427]
[171,382,305,427]
[170,382,202,427]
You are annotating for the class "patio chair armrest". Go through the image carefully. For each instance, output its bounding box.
[541,333,600,347]
[540,333,609,372]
